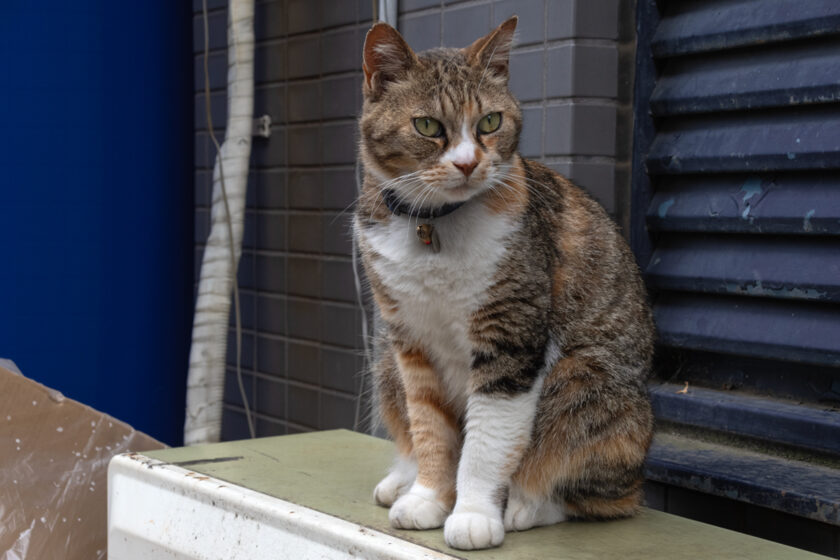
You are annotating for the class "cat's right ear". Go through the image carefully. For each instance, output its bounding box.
[363,23,417,100]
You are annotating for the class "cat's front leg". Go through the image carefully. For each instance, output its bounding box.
[387,347,460,530]
[444,378,544,550]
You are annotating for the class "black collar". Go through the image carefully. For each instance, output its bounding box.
[382,189,465,219]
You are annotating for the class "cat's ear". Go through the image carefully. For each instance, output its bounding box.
[464,16,518,81]
[363,23,417,100]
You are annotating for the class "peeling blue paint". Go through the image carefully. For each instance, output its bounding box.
[804,209,815,232]
[741,206,751,220]
[658,198,675,218]
[724,280,827,300]
[739,177,763,203]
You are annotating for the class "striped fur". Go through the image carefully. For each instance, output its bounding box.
[357,18,654,550]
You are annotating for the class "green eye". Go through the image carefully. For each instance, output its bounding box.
[478,112,502,134]
[413,117,443,137]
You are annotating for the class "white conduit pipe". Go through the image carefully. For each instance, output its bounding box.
[378,0,398,26]
[185,0,255,445]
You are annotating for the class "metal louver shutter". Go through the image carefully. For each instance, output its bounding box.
[631,0,840,528]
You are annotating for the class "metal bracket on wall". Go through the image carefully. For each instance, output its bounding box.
[253,115,272,138]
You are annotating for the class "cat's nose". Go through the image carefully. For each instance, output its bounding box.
[453,161,477,177]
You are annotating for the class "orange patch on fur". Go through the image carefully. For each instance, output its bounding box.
[551,265,566,300]
[502,439,529,474]
[556,190,592,257]
[398,348,433,370]
[381,399,413,455]
[514,431,648,498]
[411,393,459,431]
[395,348,459,508]
[408,399,459,508]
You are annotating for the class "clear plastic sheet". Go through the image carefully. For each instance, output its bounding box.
[0,360,164,559]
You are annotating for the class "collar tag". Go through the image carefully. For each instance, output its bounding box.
[416,223,441,253]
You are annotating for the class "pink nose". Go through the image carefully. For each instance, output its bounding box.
[453,161,477,177]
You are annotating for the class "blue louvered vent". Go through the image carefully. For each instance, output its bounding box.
[632,0,840,527]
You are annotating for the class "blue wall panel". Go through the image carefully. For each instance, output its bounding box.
[0,2,193,445]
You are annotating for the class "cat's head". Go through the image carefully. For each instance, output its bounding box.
[359,17,521,209]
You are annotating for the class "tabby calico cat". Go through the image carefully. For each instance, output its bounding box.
[355,17,654,550]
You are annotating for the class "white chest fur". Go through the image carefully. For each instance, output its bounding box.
[359,203,519,413]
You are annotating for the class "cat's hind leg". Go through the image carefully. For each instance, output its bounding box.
[503,484,567,531]
[563,486,645,520]
[512,352,653,522]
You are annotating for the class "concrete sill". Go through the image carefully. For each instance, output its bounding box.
[108,430,828,559]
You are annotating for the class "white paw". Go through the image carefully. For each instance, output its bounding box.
[504,493,567,531]
[373,457,417,507]
[444,512,504,550]
[389,491,449,530]
[374,472,413,507]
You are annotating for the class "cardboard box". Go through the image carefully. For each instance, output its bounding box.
[0,360,164,559]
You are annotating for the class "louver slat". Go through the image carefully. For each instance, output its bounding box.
[646,236,840,302]
[652,0,840,57]
[650,41,840,116]
[653,293,840,367]
[649,383,840,456]
[646,110,840,174]
[647,432,840,525]
[646,174,840,235]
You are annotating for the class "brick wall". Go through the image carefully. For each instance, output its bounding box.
[192,0,631,440]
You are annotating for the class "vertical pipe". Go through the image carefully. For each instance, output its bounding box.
[184,0,256,445]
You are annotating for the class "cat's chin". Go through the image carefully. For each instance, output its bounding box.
[441,183,477,201]
[440,178,497,202]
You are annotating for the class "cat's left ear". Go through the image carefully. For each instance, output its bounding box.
[465,16,518,81]
[363,23,417,100]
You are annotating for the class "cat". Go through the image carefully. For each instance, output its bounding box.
[354,16,655,551]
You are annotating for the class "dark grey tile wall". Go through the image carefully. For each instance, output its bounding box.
[194,0,631,440]
[194,0,371,438]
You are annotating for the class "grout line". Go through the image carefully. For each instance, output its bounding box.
[281,19,291,428]
[255,331,368,354]
[225,368,359,400]
[520,98,622,109]
[439,0,444,46]
[540,0,548,159]
[191,5,226,17]
[222,403,321,433]
[541,155,618,165]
